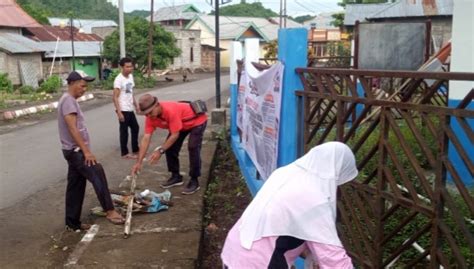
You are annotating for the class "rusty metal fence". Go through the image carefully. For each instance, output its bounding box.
[295,68,474,268]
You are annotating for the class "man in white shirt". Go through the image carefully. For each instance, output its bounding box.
[113,57,140,159]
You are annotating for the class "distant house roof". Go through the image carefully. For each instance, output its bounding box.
[149,4,201,22]
[25,26,103,42]
[187,15,302,41]
[41,41,102,58]
[0,32,45,53]
[0,0,41,28]
[48,18,117,33]
[302,12,338,29]
[344,0,453,26]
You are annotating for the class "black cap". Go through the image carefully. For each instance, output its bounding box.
[66,70,95,83]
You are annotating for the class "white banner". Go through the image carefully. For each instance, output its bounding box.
[239,62,284,180]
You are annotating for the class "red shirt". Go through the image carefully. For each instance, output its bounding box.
[144,101,208,134]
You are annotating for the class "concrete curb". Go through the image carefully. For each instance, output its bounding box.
[2,93,95,120]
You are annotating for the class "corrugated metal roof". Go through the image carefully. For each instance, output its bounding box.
[48,18,117,34]
[0,32,45,53]
[368,0,453,19]
[193,15,302,41]
[344,3,394,26]
[149,4,201,22]
[0,0,41,28]
[344,0,453,26]
[42,41,102,58]
[26,26,103,42]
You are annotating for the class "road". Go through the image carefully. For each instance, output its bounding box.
[0,75,229,210]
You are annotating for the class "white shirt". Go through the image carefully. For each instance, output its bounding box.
[114,73,135,112]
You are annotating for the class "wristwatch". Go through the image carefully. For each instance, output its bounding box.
[157,146,165,154]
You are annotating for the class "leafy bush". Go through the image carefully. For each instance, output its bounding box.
[133,71,156,89]
[38,75,62,93]
[18,85,34,94]
[0,73,13,93]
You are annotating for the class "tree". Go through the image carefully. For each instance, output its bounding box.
[18,3,50,25]
[126,10,150,19]
[17,0,119,21]
[210,2,278,18]
[331,12,345,29]
[293,15,316,24]
[102,17,181,71]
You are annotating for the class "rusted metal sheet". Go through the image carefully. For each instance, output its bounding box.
[0,0,41,28]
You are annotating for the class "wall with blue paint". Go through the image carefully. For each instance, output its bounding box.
[277,28,308,167]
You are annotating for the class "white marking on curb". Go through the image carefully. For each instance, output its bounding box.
[64,224,99,267]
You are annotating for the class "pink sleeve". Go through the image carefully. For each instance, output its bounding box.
[305,241,353,269]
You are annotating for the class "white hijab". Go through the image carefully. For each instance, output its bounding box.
[239,142,358,250]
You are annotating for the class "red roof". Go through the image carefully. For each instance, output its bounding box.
[0,0,41,28]
[25,25,103,42]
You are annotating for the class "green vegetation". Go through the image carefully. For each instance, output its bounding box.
[0,73,13,93]
[17,0,119,21]
[126,10,150,19]
[293,15,316,24]
[38,75,62,93]
[210,2,278,18]
[309,116,473,267]
[18,3,51,24]
[102,17,180,72]
[100,69,156,90]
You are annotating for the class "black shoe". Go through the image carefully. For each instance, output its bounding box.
[182,179,200,195]
[161,175,184,189]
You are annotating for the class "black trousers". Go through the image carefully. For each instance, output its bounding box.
[62,149,115,229]
[165,122,207,179]
[119,111,139,156]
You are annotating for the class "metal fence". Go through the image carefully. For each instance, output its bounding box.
[295,68,474,268]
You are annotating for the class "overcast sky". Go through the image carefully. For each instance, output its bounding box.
[107,0,343,16]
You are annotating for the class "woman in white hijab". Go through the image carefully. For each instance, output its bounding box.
[221,142,358,269]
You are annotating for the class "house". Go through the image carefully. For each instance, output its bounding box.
[186,15,302,67]
[149,4,203,71]
[301,12,350,58]
[24,25,103,78]
[344,0,453,50]
[0,0,45,87]
[151,4,202,28]
[48,18,118,39]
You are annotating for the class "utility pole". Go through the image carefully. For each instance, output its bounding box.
[147,0,154,77]
[284,0,287,28]
[69,17,76,71]
[215,0,221,108]
[279,0,282,28]
[119,0,126,58]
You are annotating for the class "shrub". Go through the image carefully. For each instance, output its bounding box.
[0,73,13,93]
[101,69,120,90]
[38,75,62,93]
[18,85,34,95]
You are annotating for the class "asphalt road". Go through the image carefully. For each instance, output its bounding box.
[0,75,229,210]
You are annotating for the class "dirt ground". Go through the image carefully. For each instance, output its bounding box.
[199,136,252,268]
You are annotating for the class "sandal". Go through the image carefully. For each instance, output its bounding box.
[107,216,125,225]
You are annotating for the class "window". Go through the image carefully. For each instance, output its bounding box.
[190,47,194,62]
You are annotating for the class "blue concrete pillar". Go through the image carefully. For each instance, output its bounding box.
[277,28,308,166]
[229,41,243,137]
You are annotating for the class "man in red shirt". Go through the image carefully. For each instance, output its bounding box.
[131,94,207,194]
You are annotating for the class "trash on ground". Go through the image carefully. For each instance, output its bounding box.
[90,189,173,216]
